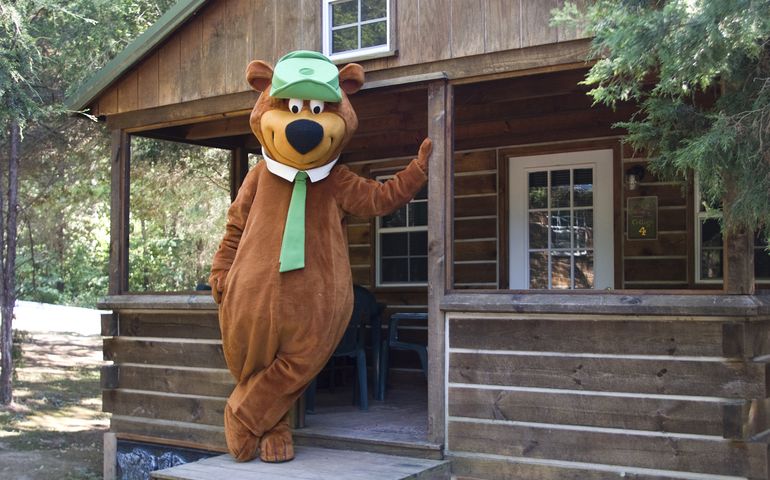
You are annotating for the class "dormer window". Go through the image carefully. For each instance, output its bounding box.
[322,0,393,62]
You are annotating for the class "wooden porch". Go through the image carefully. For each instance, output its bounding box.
[151,447,450,480]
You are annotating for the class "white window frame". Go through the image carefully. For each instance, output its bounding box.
[509,150,615,290]
[375,174,428,287]
[322,0,394,63]
[694,175,769,284]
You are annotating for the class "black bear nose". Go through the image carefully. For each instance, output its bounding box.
[285,119,323,154]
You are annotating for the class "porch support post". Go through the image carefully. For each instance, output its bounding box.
[723,175,755,294]
[427,79,453,445]
[109,130,130,295]
[230,147,249,202]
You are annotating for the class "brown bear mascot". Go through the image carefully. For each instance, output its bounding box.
[210,50,431,463]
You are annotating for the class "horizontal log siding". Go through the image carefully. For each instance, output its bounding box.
[622,155,691,289]
[446,312,770,479]
[102,308,230,451]
[94,0,590,116]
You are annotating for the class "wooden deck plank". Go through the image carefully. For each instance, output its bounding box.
[151,448,450,480]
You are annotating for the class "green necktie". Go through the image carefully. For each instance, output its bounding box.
[279,171,308,272]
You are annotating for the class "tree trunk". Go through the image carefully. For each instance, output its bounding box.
[1,116,20,405]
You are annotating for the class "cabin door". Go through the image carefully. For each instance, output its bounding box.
[508,149,614,289]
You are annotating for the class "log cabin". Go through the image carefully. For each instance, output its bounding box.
[68,0,770,478]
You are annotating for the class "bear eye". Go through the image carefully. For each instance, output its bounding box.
[309,100,324,115]
[288,98,303,114]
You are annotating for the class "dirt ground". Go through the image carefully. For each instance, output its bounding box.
[0,332,107,480]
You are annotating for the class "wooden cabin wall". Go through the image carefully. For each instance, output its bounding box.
[622,147,692,289]
[445,309,770,479]
[101,307,231,452]
[94,0,589,117]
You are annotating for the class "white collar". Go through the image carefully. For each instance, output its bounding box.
[262,147,338,183]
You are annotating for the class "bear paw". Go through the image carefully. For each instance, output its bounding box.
[224,404,259,462]
[259,422,294,463]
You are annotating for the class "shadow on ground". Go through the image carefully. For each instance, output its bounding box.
[0,332,107,480]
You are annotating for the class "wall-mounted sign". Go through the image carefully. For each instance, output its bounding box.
[627,196,658,240]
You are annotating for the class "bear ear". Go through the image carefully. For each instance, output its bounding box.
[246,60,274,92]
[338,63,364,95]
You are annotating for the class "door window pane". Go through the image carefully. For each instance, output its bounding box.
[528,172,547,209]
[551,253,571,289]
[575,254,594,289]
[529,252,548,289]
[550,170,571,208]
[573,169,593,207]
[529,212,548,249]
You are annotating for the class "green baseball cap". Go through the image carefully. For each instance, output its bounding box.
[270,50,342,103]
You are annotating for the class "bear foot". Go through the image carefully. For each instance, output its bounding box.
[259,421,294,463]
[224,404,259,462]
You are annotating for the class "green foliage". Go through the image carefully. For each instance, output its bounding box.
[554,0,770,238]
[1,0,177,306]
[128,138,230,293]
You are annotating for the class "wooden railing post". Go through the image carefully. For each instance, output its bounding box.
[427,79,453,446]
[723,174,754,294]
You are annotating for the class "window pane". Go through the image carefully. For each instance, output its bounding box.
[381,206,406,228]
[550,210,571,249]
[129,138,229,292]
[551,252,571,289]
[361,0,386,20]
[409,201,427,226]
[574,254,594,289]
[409,231,427,255]
[756,248,770,280]
[700,249,723,280]
[410,257,428,282]
[574,210,593,250]
[361,20,387,48]
[573,168,593,207]
[414,185,428,201]
[529,252,548,289]
[332,0,357,26]
[381,258,408,283]
[332,26,358,53]
[701,218,722,247]
[529,212,548,249]
[528,171,547,209]
[381,232,407,256]
[550,170,570,208]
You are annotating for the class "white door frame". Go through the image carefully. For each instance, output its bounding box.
[508,149,614,289]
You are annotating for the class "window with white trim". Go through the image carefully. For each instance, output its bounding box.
[509,150,614,290]
[322,0,391,62]
[694,178,770,283]
[375,175,427,286]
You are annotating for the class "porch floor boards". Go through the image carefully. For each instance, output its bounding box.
[150,447,451,480]
[296,382,440,458]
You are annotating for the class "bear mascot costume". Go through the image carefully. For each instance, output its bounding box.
[210,50,432,463]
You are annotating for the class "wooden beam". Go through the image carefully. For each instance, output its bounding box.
[186,116,251,141]
[723,174,755,294]
[105,90,258,131]
[426,79,453,446]
[109,130,130,295]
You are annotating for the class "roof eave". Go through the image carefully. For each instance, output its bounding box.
[65,0,209,113]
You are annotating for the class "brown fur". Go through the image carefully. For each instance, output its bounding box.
[211,56,431,463]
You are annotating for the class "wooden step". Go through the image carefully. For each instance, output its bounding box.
[294,426,443,460]
[151,447,451,480]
